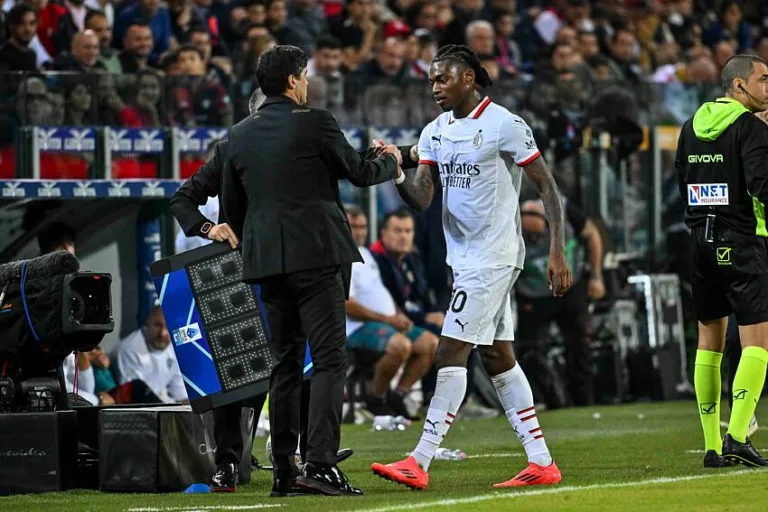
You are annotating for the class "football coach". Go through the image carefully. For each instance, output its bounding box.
[677,54,768,468]
[171,87,418,494]
[224,45,402,496]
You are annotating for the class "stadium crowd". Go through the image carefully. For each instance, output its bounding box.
[0,0,767,130]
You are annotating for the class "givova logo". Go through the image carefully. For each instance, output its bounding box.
[687,183,729,206]
[688,154,723,163]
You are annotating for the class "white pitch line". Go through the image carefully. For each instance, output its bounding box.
[467,453,524,459]
[358,469,763,512]
[128,505,284,512]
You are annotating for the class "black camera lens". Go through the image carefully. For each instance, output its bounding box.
[69,277,110,324]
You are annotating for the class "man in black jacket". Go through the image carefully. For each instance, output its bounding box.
[170,89,418,492]
[191,45,399,496]
[676,54,768,468]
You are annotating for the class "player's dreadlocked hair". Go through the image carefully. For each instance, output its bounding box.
[432,44,493,88]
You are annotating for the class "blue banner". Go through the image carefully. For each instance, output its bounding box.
[342,128,364,151]
[177,128,230,153]
[368,126,421,147]
[0,180,184,199]
[37,127,96,152]
[108,128,165,153]
[137,216,162,326]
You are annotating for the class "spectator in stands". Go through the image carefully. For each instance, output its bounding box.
[187,25,231,88]
[63,352,105,405]
[167,0,205,47]
[465,20,494,57]
[344,205,438,418]
[51,29,100,72]
[0,4,38,72]
[168,44,233,127]
[27,0,67,58]
[515,198,603,407]
[282,0,327,55]
[703,1,752,53]
[577,29,599,60]
[357,36,407,83]
[243,0,266,26]
[608,27,644,83]
[3,78,50,147]
[120,21,154,73]
[370,208,444,334]
[554,24,578,49]
[63,81,94,126]
[492,9,522,76]
[712,39,736,75]
[52,0,94,55]
[85,0,113,26]
[114,0,171,59]
[332,0,377,72]
[439,0,484,47]
[88,346,118,396]
[758,36,768,65]
[265,0,288,42]
[307,34,344,110]
[118,305,188,404]
[130,69,163,126]
[404,29,436,78]
[662,55,718,125]
[86,10,121,73]
[235,28,275,81]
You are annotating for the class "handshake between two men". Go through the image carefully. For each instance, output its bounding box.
[205,140,419,249]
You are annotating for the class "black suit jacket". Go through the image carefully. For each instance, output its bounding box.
[228,96,399,282]
[170,133,416,245]
[171,96,403,283]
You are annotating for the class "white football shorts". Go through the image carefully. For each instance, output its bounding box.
[441,266,520,346]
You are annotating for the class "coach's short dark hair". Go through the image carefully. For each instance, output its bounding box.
[381,207,414,229]
[721,54,767,92]
[256,45,308,97]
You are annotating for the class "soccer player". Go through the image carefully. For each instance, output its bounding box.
[371,45,572,490]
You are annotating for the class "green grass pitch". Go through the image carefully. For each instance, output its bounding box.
[3,401,767,511]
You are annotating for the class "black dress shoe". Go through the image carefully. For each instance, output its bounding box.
[211,463,237,493]
[703,450,736,468]
[270,476,319,497]
[722,433,768,467]
[296,462,363,496]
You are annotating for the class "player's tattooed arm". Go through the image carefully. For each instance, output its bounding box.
[396,163,436,211]
[523,155,572,295]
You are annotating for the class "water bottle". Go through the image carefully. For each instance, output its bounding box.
[372,415,395,431]
[434,448,468,461]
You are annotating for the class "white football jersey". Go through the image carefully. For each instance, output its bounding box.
[418,97,541,270]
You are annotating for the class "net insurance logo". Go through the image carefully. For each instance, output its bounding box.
[687,183,729,206]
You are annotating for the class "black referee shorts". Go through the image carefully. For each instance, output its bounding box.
[690,226,768,326]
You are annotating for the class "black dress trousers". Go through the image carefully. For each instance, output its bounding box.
[260,264,349,477]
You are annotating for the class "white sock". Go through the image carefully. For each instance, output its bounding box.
[412,366,467,471]
[491,364,553,467]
